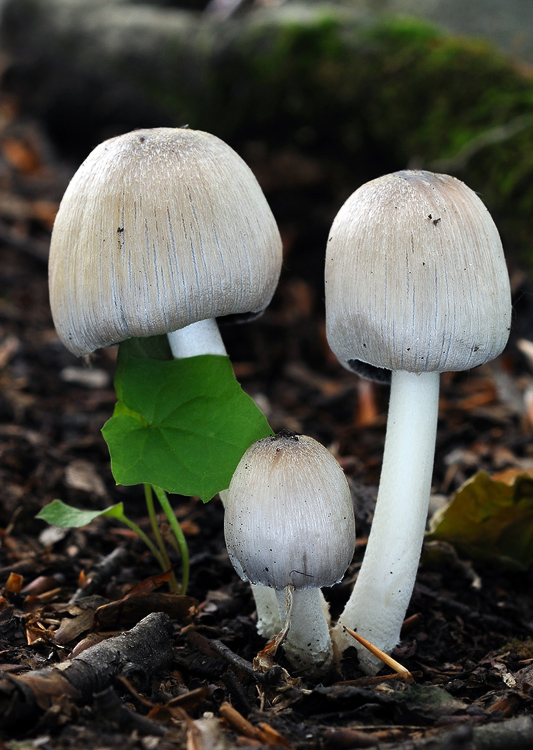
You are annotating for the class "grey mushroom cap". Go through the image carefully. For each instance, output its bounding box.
[224,432,356,590]
[49,127,282,356]
[325,170,512,375]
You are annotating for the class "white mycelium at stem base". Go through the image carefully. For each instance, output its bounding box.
[224,432,355,676]
[325,170,512,673]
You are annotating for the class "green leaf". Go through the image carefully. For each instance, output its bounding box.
[36,499,128,528]
[120,335,173,362]
[427,470,533,570]
[112,400,147,423]
[114,336,173,401]
[102,353,272,502]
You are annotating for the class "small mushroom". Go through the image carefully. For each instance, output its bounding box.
[49,127,282,358]
[325,170,511,672]
[224,431,355,676]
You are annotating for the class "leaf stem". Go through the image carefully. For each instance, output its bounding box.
[144,483,180,594]
[152,486,190,594]
[118,514,165,570]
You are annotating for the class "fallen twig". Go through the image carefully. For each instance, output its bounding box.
[342,626,414,683]
[209,638,285,686]
[0,611,175,727]
[69,546,130,603]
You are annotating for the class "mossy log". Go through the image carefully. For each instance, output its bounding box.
[3,0,533,263]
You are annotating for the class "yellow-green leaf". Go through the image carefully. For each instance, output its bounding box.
[36,499,128,528]
[427,471,533,570]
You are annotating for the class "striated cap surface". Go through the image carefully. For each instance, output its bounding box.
[224,431,355,590]
[325,170,511,375]
[49,127,282,355]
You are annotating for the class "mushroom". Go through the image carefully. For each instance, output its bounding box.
[48,127,282,597]
[325,170,511,673]
[48,127,282,359]
[224,430,355,675]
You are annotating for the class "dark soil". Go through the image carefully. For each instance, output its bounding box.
[1,75,533,750]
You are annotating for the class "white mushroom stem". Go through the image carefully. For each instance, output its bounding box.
[333,370,439,674]
[254,585,283,637]
[276,586,333,675]
[167,318,227,358]
[218,486,282,639]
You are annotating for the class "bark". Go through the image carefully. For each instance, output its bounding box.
[0,611,175,728]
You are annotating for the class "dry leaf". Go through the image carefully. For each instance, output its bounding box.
[428,471,533,569]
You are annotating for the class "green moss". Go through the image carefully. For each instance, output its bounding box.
[357,17,533,160]
[257,13,345,73]
[364,14,441,44]
[501,637,533,660]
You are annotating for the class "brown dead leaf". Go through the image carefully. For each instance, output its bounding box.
[356,378,380,427]
[178,519,201,536]
[457,385,497,411]
[11,670,80,711]
[123,568,175,597]
[1,136,42,174]
[94,593,197,631]
[24,614,55,646]
[53,607,98,646]
[493,467,533,483]
[53,595,108,645]
[5,572,23,594]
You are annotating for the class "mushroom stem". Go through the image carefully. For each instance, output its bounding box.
[276,586,333,676]
[167,318,227,358]
[333,370,439,673]
[254,586,283,637]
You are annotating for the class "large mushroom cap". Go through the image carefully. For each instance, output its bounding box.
[325,170,512,375]
[49,128,282,356]
[224,431,355,590]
